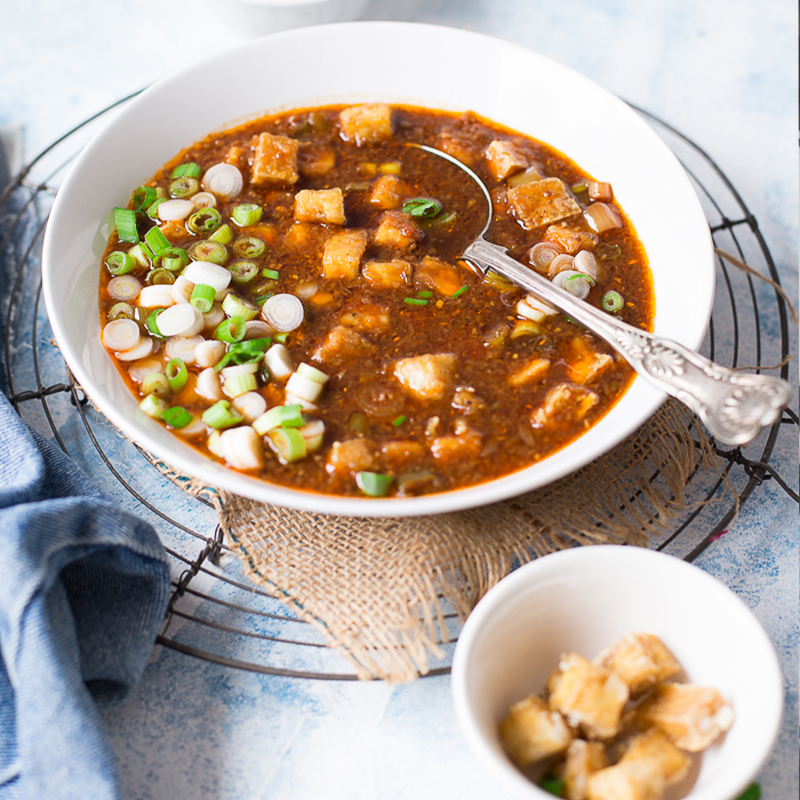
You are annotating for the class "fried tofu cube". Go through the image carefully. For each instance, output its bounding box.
[566,339,616,386]
[437,130,480,166]
[509,357,551,387]
[339,302,391,333]
[619,728,691,787]
[393,353,457,401]
[499,693,574,767]
[530,383,600,428]
[414,256,464,297]
[593,633,682,698]
[321,229,368,279]
[373,210,424,250]
[325,438,376,477]
[362,259,412,290]
[311,325,375,367]
[508,177,582,230]
[484,139,530,181]
[560,740,609,800]
[430,425,482,464]
[251,132,300,186]
[225,145,248,171]
[634,683,734,752]
[380,440,427,466]
[547,653,629,740]
[586,759,666,800]
[339,103,394,145]
[294,188,346,226]
[369,174,409,209]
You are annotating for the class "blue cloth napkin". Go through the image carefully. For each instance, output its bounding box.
[0,390,171,798]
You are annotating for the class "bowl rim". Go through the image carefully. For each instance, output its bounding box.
[41,20,715,517]
[450,545,784,800]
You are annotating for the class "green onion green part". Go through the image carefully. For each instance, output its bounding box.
[171,162,202,179]
[141,372,170,398]
[253,403,305,434]
[209,223,234,245]
[232,203,263,227]
[402,197,443,218]
[107,302,135,321]
[450,285,469,298]
[133,186,158,211]
[222,293,259,322]
[161,406,193,429]
[274,332,289,344]
[202,399,243,430]
[114,208,139,243]
[601,290,624,313]
[214,316,247,344]
[139,394,167,419]
[165,358,188,392]
[145,268,176,285]
[127,244,151,268]
[169,176,199,198]
[232,236,267,259]
[145,309,165,338]
[735,784,761,800]
[105,250,136,276]
[355,471,393,497]
[223,373,257,398]
[187,207,222,235]
[267,427,307,463]
[392,415,407,427]
[571,183,588,193]
[214,337,272,372]
[153,246,188,272]
[187,239,228,265]
[144,226,170,256]
[145,198,167,220]
[539,775,565,797]
[190,283,216,313]
[261,268,280,281]
[228,260,260,284]
[404,297,428,306]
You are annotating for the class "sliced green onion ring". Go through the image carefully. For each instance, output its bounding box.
[215,315,247,343]
[402,197,443,218]
[162,406,193,429]
[229,260,260,284]
[601,289,624,313]
[105,250,135,276]
[114,208,139,243]
[261,267,280,281]
[231,203,263,227]
[355,471,393,497]
[222,293,259,322]
[139,394,168,419]
[190,283,216,313]
[232,236,268,259]
[202,399,243,430]
[187,239,228,265]
[169,176,199,198]
[187,207,222,234]
[145,309,165,338]
[153,246,188,272]
[252,403,305,435]
[172,162,202,179]
[142,372,170,398]
[145,268,176,285]
[107,302,135,321]
[144,226,170,256]
[209,223,234,245]
[133,186,158,211]
[266,427,307,464]
[165,358,188,392]
[145,198,167,220]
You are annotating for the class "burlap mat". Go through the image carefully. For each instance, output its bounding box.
[146,398,727,682]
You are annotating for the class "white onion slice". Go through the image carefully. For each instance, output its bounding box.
[207,430,224,458]
[191,191,217,210]
[128,357,164,383]
[221,363,259,380]
[194,339,226,368]
[517,295,558,322]
[547,253,575,278]
[196,368,224,401]
[165,334,205,364]
[264,343,295,379]
[244,320,274,340]
[156,304,205,337]
[171,275,194,304]
[174,415,206,438]
[232,391,267,423]
[220,426,264,470]
[157,198,195,221]
[285,391,319,413]
[262,294,304,332]
[138,285,176,308]
[295,281,318,299]
[107,275,142,302]
[115,336,154,362]
[584,202,622,233]
[201,163,243,201]
[573,250,598,281]
[102,319,140,351]
[286,371,324,404]
[552,270,591,300]
[203,303,226,331]
[184,260,232,291]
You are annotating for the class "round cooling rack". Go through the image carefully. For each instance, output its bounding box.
[1,95,797,680]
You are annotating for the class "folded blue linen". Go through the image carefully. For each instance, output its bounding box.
[0,391,170,799]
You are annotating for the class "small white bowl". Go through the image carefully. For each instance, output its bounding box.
[451,546,782,800]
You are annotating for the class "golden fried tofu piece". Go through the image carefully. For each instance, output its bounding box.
[547,653,629,740]
[634,683,734,752]
[499,693,574,768]
[373,210,424,250]
[325,438,376,477]
[251,132,300,186]
[369,174,409,209]
[225,144,248,171]
[484,139,530,181]
[361,259,412,290]
[566,339,616,386]
[560,740,609,800]
[294,188,346,226]
[393,353,458,401]
[380,440,427,466]
[437,130,480,166]
[586,759,666,800]
[311,325,375,367]
[339,302,391,333]
[508,177,582,230]
[339,103,394,145]
[414,256,464,297]
[530,383,600,428]
[321,229,368,279]
[509,357,551,387]
[451,386,487,415]
[430,424,482,464]
[619,728,691,787]
[593,633,682,698]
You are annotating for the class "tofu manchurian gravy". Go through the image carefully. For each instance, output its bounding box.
[98,103,654,498]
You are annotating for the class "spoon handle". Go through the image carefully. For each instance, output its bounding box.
[462,237,791,445]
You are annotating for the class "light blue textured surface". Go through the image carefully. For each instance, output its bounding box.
[1,1,797,798]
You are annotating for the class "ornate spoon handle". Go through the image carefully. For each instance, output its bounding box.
[462,237,790,445]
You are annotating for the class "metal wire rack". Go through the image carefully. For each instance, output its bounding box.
[1,96,797,680]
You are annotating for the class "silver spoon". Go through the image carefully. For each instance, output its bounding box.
[410,143,790,446]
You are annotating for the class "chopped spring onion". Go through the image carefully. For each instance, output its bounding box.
[262,294,304,332]
[355,471,393,497]
[298,419,325,453]
[145,309,165,338]
[255,293,274,306]
[263,343,294,378]
[261,268,280,281]
[190,283,216,313]
[584,202,622,233]
[571,182,588,193]
[539,775,565,797]
[296,363,328,384]
[232,236,267,259]
[114,208,139,243]
[146,198,167,220]
[219,426,264,470]
[144,226,170,256]
[102,319,140,351]
[517,295,558,321]
[449,285,468,298]
[145,268,176,285]
[107,302,135,321]
[402,197,442,218]
[171,274,195,303]
[222,293,259,321]
[267,427,307,464]
[348,411,370,435]
[156,198,194,221]
[187,207,222,235]
[169,176,199,198]
[548,253,576,278]
[596,242,622,261]
[429,210,457,226]
[735,784,761,800]
[153,247,189,272]
[187,239,228,265]
[209,223,233,245]
[507,166,541,187]
[142,372,170,397]
[184,259,232,291]
[114,336,154,361]
[231,203,263,227]
[107,274,142,302]
[162,406,193,429]
[285,371,324,404]
[601,289,624,313]
[274,332,289,344]
[392,415,407,427]
[105,251,136,276]
[202,399,243,430]
[172,162,202,179]
[191,191,217,210]
[139,394,168,419]
[133,186,158,211]
[156,304,204,337]
[201,163,243,200]
[138,284,175,307]
[195,367,224,402]
[552,270,592,300]
[529,241,564,273]
[128,244,152,268]
[417,290,433,299]
[231,391,267,424]
[404,297,428,306]
[215,315,247,343]
[195,339,226,368]
[223,371,258,398]
[573,250,598,281]
[214,338,272,372]
[228,260,260,284]
[165,358,188,392]
[252,403,305,435]
[165,335,204,364]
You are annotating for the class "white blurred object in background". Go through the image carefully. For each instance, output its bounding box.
[210,0,372,35]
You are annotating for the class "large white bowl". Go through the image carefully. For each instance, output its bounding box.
[42,21,714,517]
[451,546,783,800]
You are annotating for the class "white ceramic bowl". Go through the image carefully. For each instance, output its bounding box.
[451,546,783,800]
[42,22,714,517]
